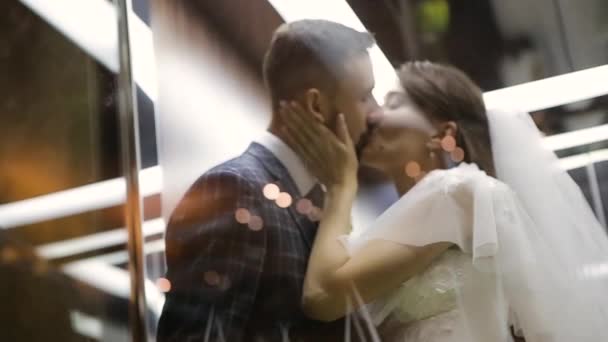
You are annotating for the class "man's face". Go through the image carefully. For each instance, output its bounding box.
[332,54,381,146]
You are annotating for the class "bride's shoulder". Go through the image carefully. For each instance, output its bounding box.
[420,163,507,195]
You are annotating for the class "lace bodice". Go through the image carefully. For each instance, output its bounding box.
[369,249,472,341]
[369,249,470,326]
[392,249,469,322]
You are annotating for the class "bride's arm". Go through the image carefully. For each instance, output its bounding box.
[302,182,450,321]
[280,103,450,321]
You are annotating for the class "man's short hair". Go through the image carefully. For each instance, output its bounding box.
[263,20,375,110]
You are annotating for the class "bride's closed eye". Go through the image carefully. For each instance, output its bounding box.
[384,91,407,110]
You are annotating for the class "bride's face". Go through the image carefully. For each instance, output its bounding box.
[360,86,437,174]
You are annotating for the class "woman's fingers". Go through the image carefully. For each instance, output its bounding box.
[284,101,337,147]
[279,107,327,167]
[280,102,319,146]
[281,113,323,165]
[277,100,356,186]
[281,123,317,164]
[281,126,328,179]
[280,103,340,163]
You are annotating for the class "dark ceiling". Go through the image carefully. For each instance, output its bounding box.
[192,0,284,77]
[193,0,408,78]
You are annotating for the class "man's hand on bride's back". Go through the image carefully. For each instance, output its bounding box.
[280,101,358,192]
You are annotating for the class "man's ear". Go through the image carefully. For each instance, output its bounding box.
[304,88,327,124]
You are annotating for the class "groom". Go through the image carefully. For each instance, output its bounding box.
[157,19,381,341]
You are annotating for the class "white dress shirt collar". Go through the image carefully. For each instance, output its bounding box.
[254,131,316,195]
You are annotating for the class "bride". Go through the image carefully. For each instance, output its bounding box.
[279,61,608,341]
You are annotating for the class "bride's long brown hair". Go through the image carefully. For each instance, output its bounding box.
[398,61,496,177]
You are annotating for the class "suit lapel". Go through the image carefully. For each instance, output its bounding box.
[247,143,317,248]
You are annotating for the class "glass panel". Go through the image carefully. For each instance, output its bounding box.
[0,1,134,341]
[350,0,608,90]
[145,1,608,341]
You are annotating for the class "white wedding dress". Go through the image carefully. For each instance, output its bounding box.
[343,163,515,341]
[371,249,471,341]
[340,109,608,342]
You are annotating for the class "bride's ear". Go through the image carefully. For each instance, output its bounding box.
[438,121,458,139]
[427,121,458,152]
[304,88,327,124]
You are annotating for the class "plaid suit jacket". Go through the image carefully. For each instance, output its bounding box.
[157,143,346,341]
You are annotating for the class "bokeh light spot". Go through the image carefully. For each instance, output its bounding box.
[308,207,323,222]
[248,215,264,231]
[156,277,172,293]
[296,198,313,215]
[263,183,280,200]
[441,136,456,152]
[450,147,465,163]
[204,271,221,287]
[405,161,422,178]
[235,208,251,224]
[276,192,293,208]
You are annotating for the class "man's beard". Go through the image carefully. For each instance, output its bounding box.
[355,128,373,160]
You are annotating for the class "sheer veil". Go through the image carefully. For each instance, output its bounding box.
[344,107,608,340]
[487,107,608,341]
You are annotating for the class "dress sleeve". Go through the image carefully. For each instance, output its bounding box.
[342,165,500,272]
[341,165,515,341]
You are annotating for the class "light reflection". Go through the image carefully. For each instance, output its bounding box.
[405,161,422,178]
[204,270,221,287]
[582,263,608,279]
[156,277,171,293]
[248,215,264,231]
[296,198,313,215]
[263,183,280,200]
[308,207,323,222]
[450,147,465,163]
[441,136,456,152]
[0,166,162,229]
[275,192,293,208]
[234,208,251,224]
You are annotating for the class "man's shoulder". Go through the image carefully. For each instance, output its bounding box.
[196,150,268,187]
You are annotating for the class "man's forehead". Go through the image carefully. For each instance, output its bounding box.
[339,55,374,87]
